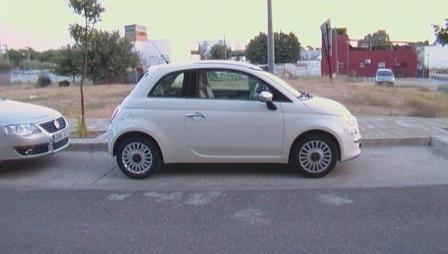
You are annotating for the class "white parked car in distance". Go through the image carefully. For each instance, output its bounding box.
[375,68,395,85]
[0,98,70,161]
[108,61,361,179]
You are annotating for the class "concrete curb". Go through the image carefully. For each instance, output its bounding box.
[66,139,108,152]
[67,136,433,153]
[362,137,431,147]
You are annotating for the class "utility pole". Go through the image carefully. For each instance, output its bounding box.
[223,35,228,60]
[267,0,275,73]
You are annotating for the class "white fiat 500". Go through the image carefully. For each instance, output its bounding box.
[108,61,361,179]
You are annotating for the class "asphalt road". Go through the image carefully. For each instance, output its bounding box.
[0,146,447,253]
[0,186,447,253]
[0,146,447,191]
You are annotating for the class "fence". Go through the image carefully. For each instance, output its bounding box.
[10,70,80,84]
[274,61,321,78]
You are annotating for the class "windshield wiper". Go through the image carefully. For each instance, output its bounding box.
[298,90,312,99]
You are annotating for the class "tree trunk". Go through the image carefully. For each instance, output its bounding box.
[80,19,88,137]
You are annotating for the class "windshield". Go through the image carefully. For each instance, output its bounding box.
[261,71,301,97]
[377,70,393,76]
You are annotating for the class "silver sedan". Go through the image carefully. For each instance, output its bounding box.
[0,97,70,161]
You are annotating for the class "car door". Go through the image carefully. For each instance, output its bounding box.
[184,69,284,161]
[143,70,192,162]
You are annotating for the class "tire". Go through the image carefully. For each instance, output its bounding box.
[290,134,338,178]
[115,135,161,179]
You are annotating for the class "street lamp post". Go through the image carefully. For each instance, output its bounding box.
[267,0,275,74]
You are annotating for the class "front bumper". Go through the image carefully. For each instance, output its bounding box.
[0,124,70,161]
[340,117,362,162]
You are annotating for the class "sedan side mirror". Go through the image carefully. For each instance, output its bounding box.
[258,91,277,110]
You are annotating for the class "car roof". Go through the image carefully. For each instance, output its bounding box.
[148,60,263,73]
[376,68,393,72]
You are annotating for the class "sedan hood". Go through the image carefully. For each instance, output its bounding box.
[0,99,60,125]
[301,96,351,116]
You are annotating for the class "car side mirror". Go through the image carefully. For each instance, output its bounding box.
[258,91,277,111]
[258,91,273,102]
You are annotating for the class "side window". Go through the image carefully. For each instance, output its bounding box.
[149,71,186,97]
[196,70,272,101]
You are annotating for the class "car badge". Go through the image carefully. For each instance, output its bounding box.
[54,119,60,129]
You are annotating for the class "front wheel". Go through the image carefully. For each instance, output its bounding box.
[290,134,338,178]
[116,136,161,179]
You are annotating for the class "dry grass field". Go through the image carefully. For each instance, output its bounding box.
[1,78,447,119]
[0,84,134,119]
[288,78,448,118]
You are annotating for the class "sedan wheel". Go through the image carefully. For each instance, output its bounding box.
[291,134,338,178]
[116,136,161,179]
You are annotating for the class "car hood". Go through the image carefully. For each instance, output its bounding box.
[301,96,351,116]
[0,99,60,125]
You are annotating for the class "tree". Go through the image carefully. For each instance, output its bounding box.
[37,49,60,63]
[68,0,105,137]
[245,32,301,64]
[197,41,208,60]
[6,49,27,67]
[88,30,139,83]
[275,32,301,63]
[230,49,245,61]
[246,32,267,64]
[362,30,392,50]
[54,45,82,84]
[433,24,448,45]
[208,44,232,60]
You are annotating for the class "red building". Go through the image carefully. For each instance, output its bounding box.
[321,29,418,77]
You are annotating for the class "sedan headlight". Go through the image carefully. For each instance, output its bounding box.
[4,123,41,136]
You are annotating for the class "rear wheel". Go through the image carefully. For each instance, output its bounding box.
[116,135,161,179]
[290,134,338,178]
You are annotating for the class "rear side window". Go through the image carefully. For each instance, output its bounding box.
[149,71,187,97]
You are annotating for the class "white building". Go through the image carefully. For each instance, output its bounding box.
[125,24,171,69]
[133,40,171,68]
[300,46,322,60]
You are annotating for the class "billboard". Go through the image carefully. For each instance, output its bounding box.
[125,24,148,42]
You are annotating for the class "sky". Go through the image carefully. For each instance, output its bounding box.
[0,0,446,62]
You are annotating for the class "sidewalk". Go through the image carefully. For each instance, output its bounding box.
[67,116,448,152]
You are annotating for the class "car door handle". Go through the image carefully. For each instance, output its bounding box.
[185,112,207,119]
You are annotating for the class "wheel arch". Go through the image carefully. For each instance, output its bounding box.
[112,131,164,163]
[289,129,342,161]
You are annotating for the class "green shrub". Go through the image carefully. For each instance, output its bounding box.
[0,61,13,72]
[36,74,52,88]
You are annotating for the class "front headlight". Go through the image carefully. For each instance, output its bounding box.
[4,123,42,136]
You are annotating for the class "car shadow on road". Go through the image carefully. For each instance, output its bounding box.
[153,163,299,178]
[0,157,55,177]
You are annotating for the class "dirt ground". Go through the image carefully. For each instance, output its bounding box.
[0,77,447,119]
